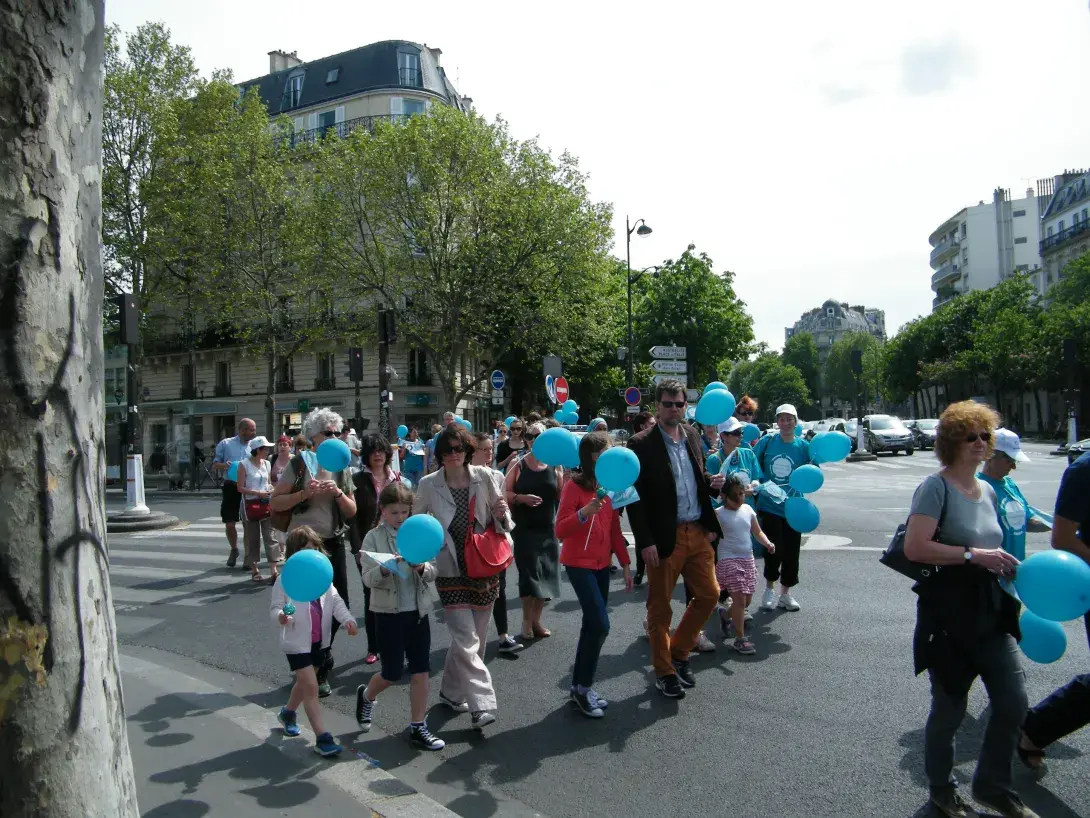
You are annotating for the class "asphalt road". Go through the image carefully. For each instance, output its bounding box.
[110,443,1087,818]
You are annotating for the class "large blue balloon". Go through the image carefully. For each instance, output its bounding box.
[456,417,472,431]
[396,424,408,440]
[397,514,445,564]
[789,464,825,494]
[785,496,820,533]
[560,411,578,425]
[562,399,579,414]
[316,438,351,472]
[742,423,761,444]
[704,381,729,394]
[1019,610,1068,663]
[810,431,852,464]
[533,427,579,468]
[553,410,564,421]
[281,549,333,602]
[505,416,517,427]
[695,389,736,425]
[1014,549,1090,622]
[596,447,640,493]
[226,460,240,481]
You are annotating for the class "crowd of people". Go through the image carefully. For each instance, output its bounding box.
[206,379,1087,818]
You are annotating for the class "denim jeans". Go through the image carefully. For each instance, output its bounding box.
[1023,614,1090,748]
[565,566,611,689]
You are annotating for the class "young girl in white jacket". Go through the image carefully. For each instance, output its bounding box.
[270,525,358,757]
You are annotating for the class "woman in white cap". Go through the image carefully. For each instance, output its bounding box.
[977,428,1051,561]
[752,403,813,612]
[238,436,280,583]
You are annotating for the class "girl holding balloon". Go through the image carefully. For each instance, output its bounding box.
[272,525,358,757]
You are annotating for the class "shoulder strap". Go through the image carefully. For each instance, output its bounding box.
[755,435,770,475]
[935,475,950,531]
[291,455,306,491]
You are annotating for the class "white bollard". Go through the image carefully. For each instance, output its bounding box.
[124,453,150,514]
[1068,410,1078,448]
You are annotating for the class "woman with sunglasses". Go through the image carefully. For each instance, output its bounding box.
[496,419,529,472]
[504,422,563,640]
[735,395,759,446]
[903,401,1029,818]
[413,423,512,730]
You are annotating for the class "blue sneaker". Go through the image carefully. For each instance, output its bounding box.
[278,707,301,737]
[314,732,342,757]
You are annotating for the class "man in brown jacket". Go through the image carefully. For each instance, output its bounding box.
[627,379,725,699]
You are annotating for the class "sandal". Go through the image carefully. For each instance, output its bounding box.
[1017,732,1047,771]
[251,572,266,583]
[731,637,756,655]
[365,653,378,665]
[521,621,535,641]
[532,624,552,638]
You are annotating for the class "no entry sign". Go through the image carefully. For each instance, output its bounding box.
[554,377,569,405]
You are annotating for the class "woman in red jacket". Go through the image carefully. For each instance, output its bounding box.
[556,432,633,718]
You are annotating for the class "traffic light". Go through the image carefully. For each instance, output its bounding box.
[378,309,397,344]
[348,347,363,382]
[116,294,139,345]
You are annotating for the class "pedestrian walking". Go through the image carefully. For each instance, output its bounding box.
[470,433,523,655]
[496,418,529,472]
[627,379,725,699]
[413,423,512,730]
[977,429,1051,561]
[270,408,358,698]
[504,422,563,640]
[903,401,1033,818]
[270,435,293,484]
[400,426,426,488]
[355,483,445,751]
[556,431,632,718]
[424,424,442,474]
[237,436,280,583]
[272,525,359,757]
[714,474,775,653]
[212,418,256,568]
[734,395,759,446]
[1018,444,1090,775]
[753,404,812,612]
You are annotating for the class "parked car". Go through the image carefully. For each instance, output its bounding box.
[798,420,815,440]
[1068,438,1090,465]
[863,415,915,455]
[908,418,939,450]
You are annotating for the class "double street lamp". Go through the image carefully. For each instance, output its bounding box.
[625,215,653,384]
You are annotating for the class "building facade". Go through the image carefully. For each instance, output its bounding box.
[785,300,886,362]
[1039,169,1090,291]
[136,41,496,470]
[928,186,1046,310]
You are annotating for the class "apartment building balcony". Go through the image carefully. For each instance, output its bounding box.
[290,115,402,148]
[929,235,960,266]
[213,384,232,397]
[180,385,197,400]
[931,263,961,289]
[314,377,336,391]
[933,289,959,310]
[1040,218,1090,254]
[275,380,295,393]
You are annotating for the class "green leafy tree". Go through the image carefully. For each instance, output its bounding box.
[782,331,822,409]
[728,353,810,422]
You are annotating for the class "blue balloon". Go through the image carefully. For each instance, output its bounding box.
[1014,549,1090,622]
[281,549,333,602]
[694,389,736,425]
[742,423,760,444]
[1019,610,1068,663]
[505,416,517,428]
[789,464,825,494]
[533,427,579,468]
[561,411,579,425]
[226,460,240,481]
[454,417,472,431]
[397,514,445,564]
[396,424,408,439]
[810,431,852,464]
[562,399,579,413]
[704,381,729,394]
[795,425,804,438]
[316,438,351,472]
[553,410,564,421]
[785,496,820,533]
[596,447,640,493]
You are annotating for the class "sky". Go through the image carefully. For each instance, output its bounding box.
[105,0,1090,351]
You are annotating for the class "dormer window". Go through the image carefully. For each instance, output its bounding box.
[283,71,304,109]
[826,307,835,316]
[398,51,421,87]
[326,67,340,84]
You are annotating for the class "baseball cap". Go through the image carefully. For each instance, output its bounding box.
[993,428,1029,463]
[717,417,743,434]
[775,404,798,418]
[248,435,273,452]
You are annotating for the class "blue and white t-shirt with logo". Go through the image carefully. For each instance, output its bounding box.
[977,473,1038,561]
[754,435,811,517]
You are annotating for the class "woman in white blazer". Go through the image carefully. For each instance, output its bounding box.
[412,423,513,731]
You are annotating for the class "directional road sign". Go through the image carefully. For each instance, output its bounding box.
[648,345,687,359]
[554,377,569,405]
[545,375,556,404]
[490,369,506,390]
[624,386,642,406]
[652,374,687,387]
[650,359,687,373]
[686,389,701,402]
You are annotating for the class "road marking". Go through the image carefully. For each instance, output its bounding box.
[111,549,228,565]
[111,585,230,607]
[110,565,251,585]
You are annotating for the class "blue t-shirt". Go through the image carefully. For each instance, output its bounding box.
[753,434,811,517]
[1055,451,1090,545]
[707,445,763,510]
[978,473,1037,561]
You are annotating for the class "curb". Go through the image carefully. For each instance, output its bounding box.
[122,652,460,817]
[107,509,181,533]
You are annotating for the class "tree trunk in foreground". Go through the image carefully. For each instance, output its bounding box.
[0,2,139,814]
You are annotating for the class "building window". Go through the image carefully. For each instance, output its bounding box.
[1012,209,1026,217]
[460,354,467,383]
[326,67,340,84]
[276,357,293,389]
[1047,226,1054,238]
[283,73,304,109]
[826,307,834,316]
[1082,207,1088,222]
[1058,220,1065,232]
[408,348,431,386]
[398,51,421,87]
[318,110,336,133]
[1014,237,1027,244]
[214,361,230,396]
[403,98,426,117]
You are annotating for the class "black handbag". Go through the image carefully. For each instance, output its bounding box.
[880,476,950,582]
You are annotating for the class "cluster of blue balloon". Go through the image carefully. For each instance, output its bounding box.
[553,399,580,426]
[1013,550,1090,663]
[781,432,853,533]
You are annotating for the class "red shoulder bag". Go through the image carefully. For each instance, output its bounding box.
[463,490,513,579]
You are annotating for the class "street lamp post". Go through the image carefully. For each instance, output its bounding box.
[625,215,652,384]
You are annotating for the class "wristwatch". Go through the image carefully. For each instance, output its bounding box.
[964,547,973,561]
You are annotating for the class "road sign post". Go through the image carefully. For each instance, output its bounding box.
[650,359,687,373]
[652,374,688,388]
[648,345,687,359]
[490,370,506,391]
[554,377,569,405]
[624,386,642,406]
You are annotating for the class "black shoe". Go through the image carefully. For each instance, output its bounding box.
[355,685,374,731]
[929,787,978,818]
[672,659,696,688]
[633,571,644,587]
[569,690,604,718]
[226,549,238,568]
[655,674,686,699]
[971,790,1038,818]
[409,722,445,750]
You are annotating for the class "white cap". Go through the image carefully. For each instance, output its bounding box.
[717,417,743,434]
[994,428,1029,462]
[775,404,798,418]
[248,435,273,452]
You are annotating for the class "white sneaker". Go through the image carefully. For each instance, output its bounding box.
[693,631,716,652]
[744,608,754,622]
[777,593,800,612]
[759,587,778,610]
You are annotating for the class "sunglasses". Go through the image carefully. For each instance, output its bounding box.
[967,432,992,443]
[660,400,687,409]
[723,430,742,437]
[511,427,524,433]
[320,430,337,438]
[445,446,466,455]
[737,409,754,417]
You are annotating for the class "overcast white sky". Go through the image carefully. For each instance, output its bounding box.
[106,0,1090,351]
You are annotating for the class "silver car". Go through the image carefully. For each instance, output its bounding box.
[863,415,915,456]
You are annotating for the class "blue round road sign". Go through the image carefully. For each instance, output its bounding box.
[624,386,641,407]
[490,369,506,390]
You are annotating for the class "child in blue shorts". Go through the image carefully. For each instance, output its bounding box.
[355,483,443,750]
